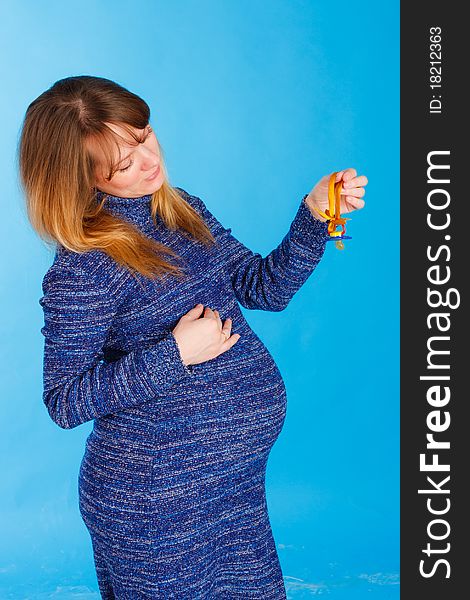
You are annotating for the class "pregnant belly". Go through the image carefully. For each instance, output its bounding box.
[94,320,288,460]
[197,322,288,451]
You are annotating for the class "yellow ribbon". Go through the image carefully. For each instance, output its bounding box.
[313,172,351,249]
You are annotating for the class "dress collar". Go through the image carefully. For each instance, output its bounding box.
[96,189,152,209]
[94,189,155,225]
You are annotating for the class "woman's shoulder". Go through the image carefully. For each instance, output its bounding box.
[174,186,220,234]
[41,245,132,297]
[173,185,191,200]
[174,186,206,213]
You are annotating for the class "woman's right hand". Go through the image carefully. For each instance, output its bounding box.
[172,304,241,366]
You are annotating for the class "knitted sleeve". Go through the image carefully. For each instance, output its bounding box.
[39,263,193,430]
[181,189,330,311]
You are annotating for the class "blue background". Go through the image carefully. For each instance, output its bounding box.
[0,0,399,597]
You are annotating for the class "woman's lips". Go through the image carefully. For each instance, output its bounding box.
[145,165,160,181]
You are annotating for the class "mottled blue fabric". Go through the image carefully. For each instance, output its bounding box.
[39,187,329,599]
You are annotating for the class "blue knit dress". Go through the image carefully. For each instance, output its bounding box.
[39,186,329,599]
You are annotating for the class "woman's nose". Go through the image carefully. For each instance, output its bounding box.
[140,146,159,171]
[143,161,158,173]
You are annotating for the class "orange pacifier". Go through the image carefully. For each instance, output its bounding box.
[313,172,352,250]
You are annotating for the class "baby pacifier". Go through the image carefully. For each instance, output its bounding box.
[313,172,352,250]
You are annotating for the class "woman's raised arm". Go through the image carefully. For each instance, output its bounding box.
[178,188,330,312]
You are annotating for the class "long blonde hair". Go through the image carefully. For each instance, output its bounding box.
[17,75,215,280]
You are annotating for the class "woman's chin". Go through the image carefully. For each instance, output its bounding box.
[143,174,165,194]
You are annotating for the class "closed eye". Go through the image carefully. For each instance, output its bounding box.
[118,127,153,172]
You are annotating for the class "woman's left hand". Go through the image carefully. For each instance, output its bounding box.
[305,168,368,222]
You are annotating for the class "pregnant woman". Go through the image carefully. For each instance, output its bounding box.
[19,75,367,599]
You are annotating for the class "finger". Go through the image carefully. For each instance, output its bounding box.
[345,195,365,209]
[213,309,223,328]
[335,168,357,181]
[342,186,366,198]
[182,303,205,321]
[336,167,357,183]
[344,168,357,182]
[221,317,232,338]
[343,174,368,189]
[204,306,217,319]
[221,332,241,351]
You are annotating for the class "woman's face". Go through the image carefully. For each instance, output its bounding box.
[89,122,164,198]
